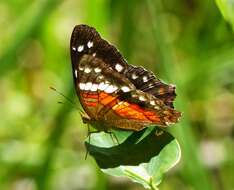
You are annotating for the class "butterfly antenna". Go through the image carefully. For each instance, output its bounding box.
[49,86,84,115]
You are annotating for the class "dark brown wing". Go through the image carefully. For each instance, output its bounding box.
[125,65,176,108]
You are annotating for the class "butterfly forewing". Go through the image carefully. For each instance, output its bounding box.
[70,25,128,74]
[70,24,181,131]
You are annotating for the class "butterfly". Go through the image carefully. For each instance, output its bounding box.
[70,24,181,132]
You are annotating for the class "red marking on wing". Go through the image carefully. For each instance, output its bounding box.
[83,101,97,107]
[81,92,98,107]
[82,93,99,99]
[82,92,118,107]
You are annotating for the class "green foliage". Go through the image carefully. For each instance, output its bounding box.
[0,0,234,189]
[215,0,234,30]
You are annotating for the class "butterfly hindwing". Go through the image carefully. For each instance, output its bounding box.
[125,65,176,108]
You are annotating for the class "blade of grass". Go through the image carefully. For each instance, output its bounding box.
[35,86,74,190]
[115,0,140,59]
[84,0,110,37]
[0,0,62,76]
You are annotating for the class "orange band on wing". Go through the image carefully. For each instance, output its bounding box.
[99,92,109,100]
[81,91,161,122]
[100,95,117,105]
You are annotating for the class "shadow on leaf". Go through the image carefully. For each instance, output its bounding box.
[85,127,174,169]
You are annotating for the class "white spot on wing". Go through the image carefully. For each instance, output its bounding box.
[132,73,138,79]
[104,85,118,93]
[115,63,124,72]
[94,67,101,73]
[92,53,96,57]
[97,75,104,80]
[139,95,146,101]
[79,83,85,90]
[87,41,93,48]
[84,82,92,91]
[143,76,148,82]
[131,93,137,98]
[98,82,109,91]
[90,84,98,91]
[154,105,160,110]
[78,45,84,52]
[72,46,76,51]
[150,100,156,106]
[74,69,78,78]
[84,67,92,73]
[79,66,84,71]
[121,86,131,92]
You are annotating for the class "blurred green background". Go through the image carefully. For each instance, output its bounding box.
[0,0,234,189]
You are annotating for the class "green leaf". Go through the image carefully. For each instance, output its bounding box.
[215,0,234,31]
[85,127,181,189]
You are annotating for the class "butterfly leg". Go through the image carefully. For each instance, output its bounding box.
[85,124,101,159]
[105,130,120,145]
[85,124,91,160]
[86,124,102,142]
